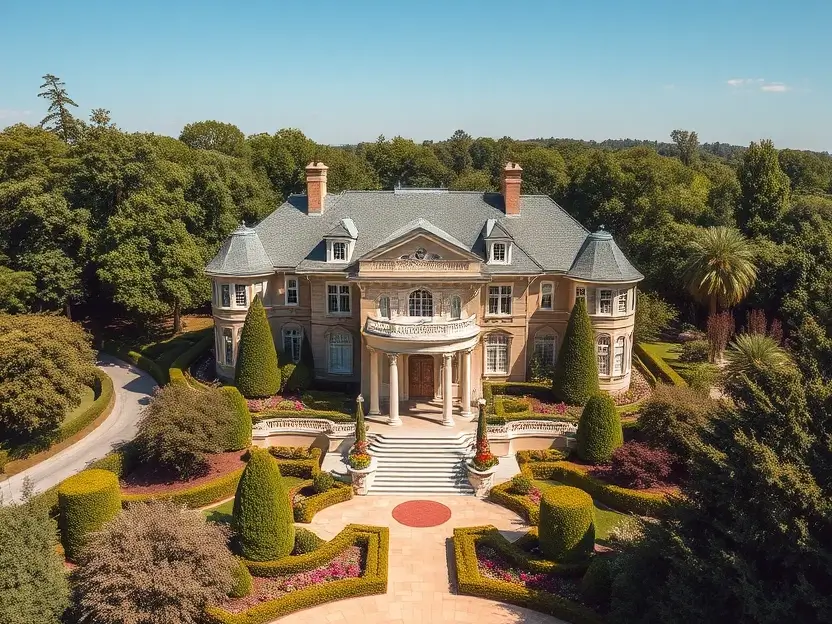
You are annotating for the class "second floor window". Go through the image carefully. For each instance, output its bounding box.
[540,282,553,310]
[618,289,628,313]
[450,295,461,320]
[492,242,507,263]
[409,289,433,317]
[235,284,247,307]
[221,284,231,307]
[327,284,351,314]
[599,289,613,315]
[575,287,586,305]
[597,335,611,376]
[378,295,390,319]
[282,327,302,363]
[285,277,298,305]
[332,242,346,261]
[488,285,512,315]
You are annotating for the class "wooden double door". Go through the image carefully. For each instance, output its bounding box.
[408,355,434,398]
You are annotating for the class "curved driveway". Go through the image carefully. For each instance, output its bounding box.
[1,354,156,503]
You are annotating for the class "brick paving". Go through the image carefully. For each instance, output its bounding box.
[275,495,567,624]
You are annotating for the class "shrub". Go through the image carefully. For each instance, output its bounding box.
[683,363,719,393]
[0,449,8,473]
[581,556,613,608]
[538,485,595,563]
[472,400,498,471]
[608,442,673,489]
[638,384,714,463]
[268,447,321,479]
[72,501,236,624]
[293,482,352,523]
[635,343,687,386]
[576,394,623,463]
[707,311,734,362]
[228,559,253,598]
[269,446,313,459]
[58,469,121,562]
[282,361,312,392]
[312,471,334,494]
[293,527,325,554]
[679,339,710,363]
[234,295,281,398]
[552,299,599,405]
[510,474,534,495]
[634,291,677,343]
[122,468,244,509]
[516,449,567,463]
[0,314,96,437]
[169,335,213,386]
[502,397,531,413]
[218,386,252,451]
[0,486,69,624]
[232,448,294,561]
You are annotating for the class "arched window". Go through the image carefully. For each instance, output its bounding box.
[408,289,433,317]
[450,295,461,320]
[613,336,626,375]
[282,326,302,363]
[596,335,611,376]
[378,295,390,319]
[327,331,353,375]
[485,333,509,375]
[534,331,558,367]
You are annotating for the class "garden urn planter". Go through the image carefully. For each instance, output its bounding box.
[466,460,498,498]
[347,456,378,495]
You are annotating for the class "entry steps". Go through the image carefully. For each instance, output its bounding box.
[367,432,475,495]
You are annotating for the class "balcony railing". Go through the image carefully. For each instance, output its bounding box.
[364,315,479,340]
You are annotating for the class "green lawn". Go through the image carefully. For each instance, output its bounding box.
[62,385,97,427]
[536,479,628,541]
[641,340,720,387]
[203,476,305,524]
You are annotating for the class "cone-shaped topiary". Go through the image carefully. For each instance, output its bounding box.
[354,396,367,446]
[58,469,121,561]
[576,393,623,463]
[234,295,281,398]
[538,485,595,562]
[232,448,294,561]
[552,298,599,405]
[218,386,252,450]
[472,400,498,471]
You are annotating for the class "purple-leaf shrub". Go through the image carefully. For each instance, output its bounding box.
[608,442,673,489]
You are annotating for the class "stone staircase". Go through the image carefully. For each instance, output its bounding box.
[367,432,475,495]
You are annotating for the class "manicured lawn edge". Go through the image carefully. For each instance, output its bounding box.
[490,481,540,524]
[268,447,322,479]
[453,526,600,624]
[293,482,353,523]
[518,459,670,517]
[635,343,687,387]
[101,341,168,385]
[205,525,389,624]
[1,369,115,478]
[122,467,245,509]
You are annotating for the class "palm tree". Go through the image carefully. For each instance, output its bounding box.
[725,333,791,378]
[684,226,758,316]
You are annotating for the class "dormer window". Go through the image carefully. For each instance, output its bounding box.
[333,242,346,261]
[325,218,357,264]
[492,243,506,262]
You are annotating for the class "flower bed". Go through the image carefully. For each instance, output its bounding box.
[247,390,352,416]
[205,524,389,624]
[453,526,601,624]
[609,367,652,406]
[292,481,353,523]
[490,480,543,524]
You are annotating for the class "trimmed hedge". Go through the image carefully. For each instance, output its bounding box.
[257,408,353,422]
[490,480,540,524]
[581,555,613,608]
[634,343,687,387]
[552,299,599,406]
[88,447,133,477]
[122,467,244,509]
[293,527,325,554]
[101,341,167,385]
[235,296,281,398]
[294,482,353,523]
[632,352,657,387]
[58,469,121,561]
[219,386,252,450]
[483,381,553,404]
[539,486,595,563]
[169,334,214,386]
[206,525,389,624]
[516,449,567,463]
[268,446,322,479]
[233,449,294,561]
[229,559,253,598]
[453,526,601,624]
[518,460,670,517]
[576,394,623,463]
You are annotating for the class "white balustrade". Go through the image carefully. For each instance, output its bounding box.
[253,418,356,439]
[487,420,578,438]
[365,315,478,339]
[366,260,470,272]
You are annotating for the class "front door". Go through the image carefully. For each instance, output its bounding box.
[408,356,434,398]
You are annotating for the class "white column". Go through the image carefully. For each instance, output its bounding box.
[387,353,401,427]
[369,348,380,416]
[442,352,455,427]
[460,349,473,419]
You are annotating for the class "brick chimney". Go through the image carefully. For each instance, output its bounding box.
[305,161,328,214]
[501,162,522,216]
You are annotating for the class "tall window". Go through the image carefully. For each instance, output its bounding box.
[540,282,554,310]
[597,335,611,376]
[235,284,247,307]
[617,289,628,314]
[485,334,509,374]
[613,336,626,375]
[328,331,353,374]
[408,289,433,317]
[285,277,298,306]
[534,331,557,367]
[575,287,586,305]
[332,242,346,261]
[283,327,302,363]
[223,328,233,365]
[599,289,613,315]
[221,284,231,307]
[450,295,461,320]
[378,295,390,319]
[327,284,351,314]
[492,242,507,263]
[488,285,512,315]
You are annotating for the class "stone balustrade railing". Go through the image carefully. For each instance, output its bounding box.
[487,420,578,438]
[365,260,471,272]
[253,418,356,439]
[364,315,479,339]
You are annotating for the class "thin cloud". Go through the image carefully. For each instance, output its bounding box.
[727,78,764,87]
[726,78,790,93]
[761,83,790,92]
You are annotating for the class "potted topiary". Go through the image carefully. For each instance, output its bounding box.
[346,395,376,495]
[466,398,500,497]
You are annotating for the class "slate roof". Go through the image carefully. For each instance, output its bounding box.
[207,190,643,282]
[566,229,644,282]
[326,218,358,239]
[205,223,273,276]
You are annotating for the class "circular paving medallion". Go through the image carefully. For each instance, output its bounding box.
[392,500,452,527]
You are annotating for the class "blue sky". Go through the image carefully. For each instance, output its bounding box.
[1,0,829,150]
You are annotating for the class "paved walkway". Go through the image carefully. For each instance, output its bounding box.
[277,496,566,624]
[1,354,156,503]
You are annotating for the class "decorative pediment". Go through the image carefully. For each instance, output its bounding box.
[360,219,481,263]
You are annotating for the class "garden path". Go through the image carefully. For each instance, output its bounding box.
[1,354,156,503]
[276,496,567,624]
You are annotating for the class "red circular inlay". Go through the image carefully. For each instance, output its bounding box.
[391,500,452,527]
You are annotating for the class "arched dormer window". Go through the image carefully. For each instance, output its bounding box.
[408,289,433,317]
[596,334,611,376]
[450,295,461,320]
[378,295,390,319]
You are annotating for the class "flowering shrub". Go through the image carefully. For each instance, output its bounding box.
[476,544,582,600]
[608,442,673,489]
[510,474,534,495]
[517,449,566,463]
[348,453,371,470]
[472,451,498,471]
[529,398,569,415]
[247,395,304,413]
[527,487,542,505]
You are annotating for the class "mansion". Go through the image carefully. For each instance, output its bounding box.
[206,162,643,426]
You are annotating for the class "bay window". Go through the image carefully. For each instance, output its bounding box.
[599,289,613,315]
[235,284,247,307]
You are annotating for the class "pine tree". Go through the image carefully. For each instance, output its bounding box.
[38,74,81,143]
[552,298,599,405]
[234,295,281,398]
